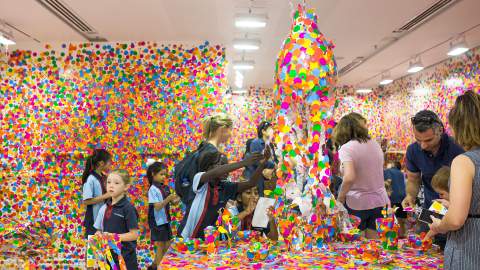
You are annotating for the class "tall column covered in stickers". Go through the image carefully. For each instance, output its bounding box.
[274,4,337,196]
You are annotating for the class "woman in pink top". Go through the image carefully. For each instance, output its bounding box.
[333,113,390,239]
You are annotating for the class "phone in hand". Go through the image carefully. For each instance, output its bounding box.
[418,208,444,224]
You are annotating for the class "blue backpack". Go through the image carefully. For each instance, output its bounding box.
[174,142,210,205]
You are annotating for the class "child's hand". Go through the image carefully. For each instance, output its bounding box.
[246,198,258,214]
[168,193,179,203]
[433,199,450,209]
[267,206,275,221]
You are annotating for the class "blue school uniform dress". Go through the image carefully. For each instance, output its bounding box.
[94,197,139,270]
[148,182,173,242]
[178,172,238,239]
[82,171,105,237]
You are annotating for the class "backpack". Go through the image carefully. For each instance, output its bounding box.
[174,142,209,205]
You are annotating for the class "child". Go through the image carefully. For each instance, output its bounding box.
[146,161,179,270]
[431,166,450,208]
[94,170,139,270]
[178,147,270,239]
[228,183,278,241]
[384,161,407,237]
[82,149,112,238]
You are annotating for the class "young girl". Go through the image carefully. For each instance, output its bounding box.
[178,148,270,239]
[94,170,139,270]
[146,161,178,270]
[82,149,112,238]
[229,182,278,241]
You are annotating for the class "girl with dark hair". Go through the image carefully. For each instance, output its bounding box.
[82,149,112,238]
[146,161,178,270]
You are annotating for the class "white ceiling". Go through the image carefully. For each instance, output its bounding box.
[1,0,479,89]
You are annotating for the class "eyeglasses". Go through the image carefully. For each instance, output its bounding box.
[411,115,444,130]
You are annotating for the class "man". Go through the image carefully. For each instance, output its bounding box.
[402,110,464,249]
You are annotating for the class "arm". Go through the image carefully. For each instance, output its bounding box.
[117,229,139,242]
[266,206,278,241]
[84,193,111,206]
[430,155,473,234]
[237,160,267,193]
[337,161,355,203]
[153,194,177,211]
[200,153,263,184]
[402,170,421,208]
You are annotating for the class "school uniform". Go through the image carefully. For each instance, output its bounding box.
[178,172,238,239]
[94,196,139,270]
[82,171,105,238]
[148,182,173,242]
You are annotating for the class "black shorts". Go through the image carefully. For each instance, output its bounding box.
[392,203,407,219]
[151,223,173,242]
[345,203,383,231]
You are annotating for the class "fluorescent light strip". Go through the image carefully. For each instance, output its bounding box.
[447,47,469,56]
[0,34,15,45]
[235,14,267,29]
[379,79,393,85]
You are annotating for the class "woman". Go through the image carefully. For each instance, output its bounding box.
[244,121,278,196]
[333,113,389,239]
[202,113,234,153]
[427,91,480,269]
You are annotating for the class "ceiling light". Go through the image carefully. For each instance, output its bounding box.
[407,58,424,73]
[233,38,261,51]
[233,60,255,70]
[379,79,393,85]
[447,37,469,56]
[235,13,267,28]
[0,32,15,45]
[355,88,373,94]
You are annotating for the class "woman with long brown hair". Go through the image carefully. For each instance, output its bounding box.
[428,91,480,269]
[333,113,389,239]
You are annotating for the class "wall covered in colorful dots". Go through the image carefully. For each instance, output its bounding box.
[334,46,480,152]
[0,42,273,266]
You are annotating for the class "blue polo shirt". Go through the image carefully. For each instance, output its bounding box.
[383,168,406,204]
[406,133,464,207]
